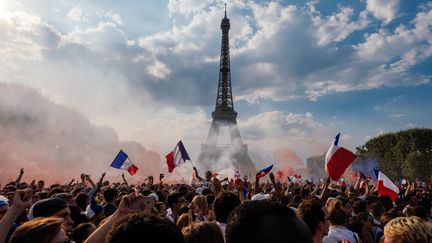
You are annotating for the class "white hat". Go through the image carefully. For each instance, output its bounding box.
[251,193,270,201]
[195,187,204,195]
[148,193,159,202]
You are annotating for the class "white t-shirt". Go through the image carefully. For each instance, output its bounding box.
[323,225,359,243]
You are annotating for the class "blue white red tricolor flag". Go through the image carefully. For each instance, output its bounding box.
[256,164,273,179]
[165,140,191,173]
[374,169,399,202]
[325,133,357,181]
[110,150,138,175]
[288,174,301,182]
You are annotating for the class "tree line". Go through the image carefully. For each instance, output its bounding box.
[356,128,432,181]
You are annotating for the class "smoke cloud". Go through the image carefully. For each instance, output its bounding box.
[0,83,162,184]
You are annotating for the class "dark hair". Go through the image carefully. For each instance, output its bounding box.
[74,192,90,211]
[381,209,404,227]
[335,195,350,207]
[107,213,184,243]
[202,188,212,196]
[206,194,215,208]
[182,222,224,243]
[103,188,118,203]
[226,200,313,243]
[48,187,64,198]
[298,199,325,235]
[380,195,394,211]
[213,193,240,224]
[352,199,368,215]
[370,201,385,218]
[168,192,184,208]
[405,192,417,203]
[328,201,347,226]
[72,223,95,243]
[69,205,88,226]
[414,206,428,220]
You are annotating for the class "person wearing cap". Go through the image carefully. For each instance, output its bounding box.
[28,197,74,236]
[0,195,19,242]
[251,192,270,201]
[0,189,33,243]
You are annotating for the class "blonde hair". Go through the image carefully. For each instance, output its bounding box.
[192,195,208,213]
[9,217,63,243]
[384,216,432,243]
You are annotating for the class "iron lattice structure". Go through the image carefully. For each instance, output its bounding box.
[196,9,256,175]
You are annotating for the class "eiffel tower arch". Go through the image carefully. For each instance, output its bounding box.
[196,8,256,176]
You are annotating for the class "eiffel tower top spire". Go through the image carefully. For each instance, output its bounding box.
[213,4,236,120]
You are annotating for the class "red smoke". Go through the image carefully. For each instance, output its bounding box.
[272,148,303,182]
[0,84,162,185]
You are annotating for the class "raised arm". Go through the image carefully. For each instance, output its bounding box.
[363,179,370,197]
[269,173,282,201]
[354,171,362,191]
[319,177,330,201]
[85,174,97,189]
[97,172,106,188]
[254,176,262,194]
[85,194,143,243]
[121,173,129,187]
[15,168,24,187]
[0,189,32,243]
[193,167,204,181]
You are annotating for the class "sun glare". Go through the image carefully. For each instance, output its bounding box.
[0,1,11,17]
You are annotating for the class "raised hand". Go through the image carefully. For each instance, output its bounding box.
[325,177,330,186]
[116,194,146,215]
[12,189,33,210]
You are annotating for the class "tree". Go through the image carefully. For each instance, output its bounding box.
[356,128,432,181]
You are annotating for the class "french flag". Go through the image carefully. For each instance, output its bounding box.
[110,150,138,175]
[256,164,273,179]
[325,133,357,181]
[374,169,399,202]
[165,140,190,173]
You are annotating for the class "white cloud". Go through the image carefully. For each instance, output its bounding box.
[167,0,215,17]
[104,11,123,25]
[313,7,369,46]
[366,0,399,23]
[405,123,416,128]
[0,11,61,78]
[146,60,171,79]
[67,7,87,22]
[354,7,432,87]
[389,113,405,118]
[341,134,353,141]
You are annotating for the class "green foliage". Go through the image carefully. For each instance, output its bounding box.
[356,128,432,181]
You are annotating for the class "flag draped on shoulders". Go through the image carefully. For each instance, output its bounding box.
[256,164,273,179]
[374,169,400,202]
[166,140,190,173]
[110,150,138,175]
[325,133,357,181]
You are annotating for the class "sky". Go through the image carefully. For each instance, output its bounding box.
[0,0,431,182]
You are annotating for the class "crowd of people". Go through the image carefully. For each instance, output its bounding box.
[1,167,432,243]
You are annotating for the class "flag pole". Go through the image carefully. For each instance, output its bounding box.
[189,159,195,168]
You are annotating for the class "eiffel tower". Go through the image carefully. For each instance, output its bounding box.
[196,7,256,176]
